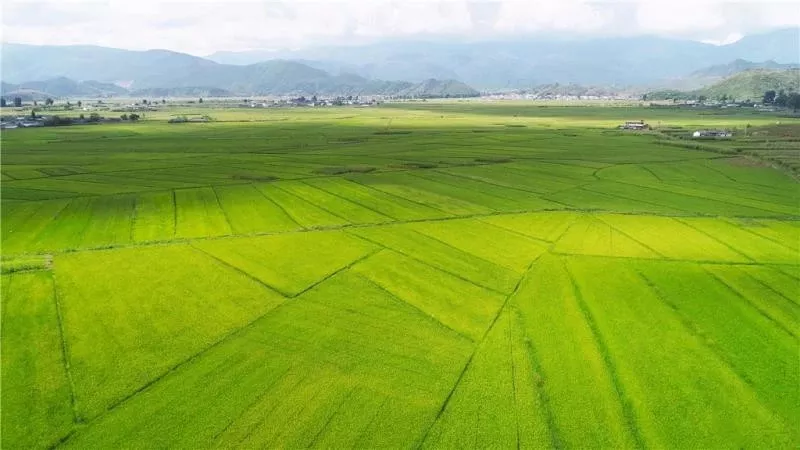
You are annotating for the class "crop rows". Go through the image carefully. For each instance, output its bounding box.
[2,104,797,448]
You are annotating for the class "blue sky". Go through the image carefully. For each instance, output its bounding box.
[2,0,798,55]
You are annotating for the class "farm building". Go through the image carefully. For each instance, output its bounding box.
[619,120,649,130]
[17,120,44,128]
[692,130,733,138]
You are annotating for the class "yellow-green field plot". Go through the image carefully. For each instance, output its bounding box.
[2,102,798,449]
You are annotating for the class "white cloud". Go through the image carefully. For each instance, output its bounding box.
[1,0,798,55]
[493,1,613,35]
[634,1,800,43]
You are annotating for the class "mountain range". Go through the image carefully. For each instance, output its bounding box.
[0,73,479,100]
[652,59,800,92]
[699,69,800,100]
[648,69,800,102]
[1,44,479,98]
[206,28,800,88]
[689,59,799,78]
[1,28,797,96]
[1,78,128,100]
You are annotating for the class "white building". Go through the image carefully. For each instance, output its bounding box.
[692,130,732,138]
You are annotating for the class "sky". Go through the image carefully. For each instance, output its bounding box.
[2,0,799,55]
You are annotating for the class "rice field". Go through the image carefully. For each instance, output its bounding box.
[1,102,798,449]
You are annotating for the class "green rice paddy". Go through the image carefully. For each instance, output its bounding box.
[2,103,798,448]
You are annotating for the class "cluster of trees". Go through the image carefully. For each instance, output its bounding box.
[0,97,24,107]
[168,114,212,123]
[1,97,87,108]
[36,112,143,127]
[43,116,76,126]
[137,99,167,106]
[762,90,800,111]
[168,115,189,123]
[697,94,746,103]
[288,95,363,106]
[43,112,102,126]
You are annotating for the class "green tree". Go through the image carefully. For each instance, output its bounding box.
[198,97,203,103]
[120,113,129,120]
[775,90,788,107]
[44,115,72,126]
[88,113,101,122]
[129,113,140,121]
[763,90,776,104]
[45,98,54,106]
[77,100,82,107]
[787,92,800,112]
[30,110,36,119]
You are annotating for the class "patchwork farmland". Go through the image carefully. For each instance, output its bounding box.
[2,103,798,448]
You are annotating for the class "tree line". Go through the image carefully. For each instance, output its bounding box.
[762,90,800,111]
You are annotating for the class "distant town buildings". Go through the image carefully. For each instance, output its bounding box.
[239,96,380,108]
[483,92,637,101]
